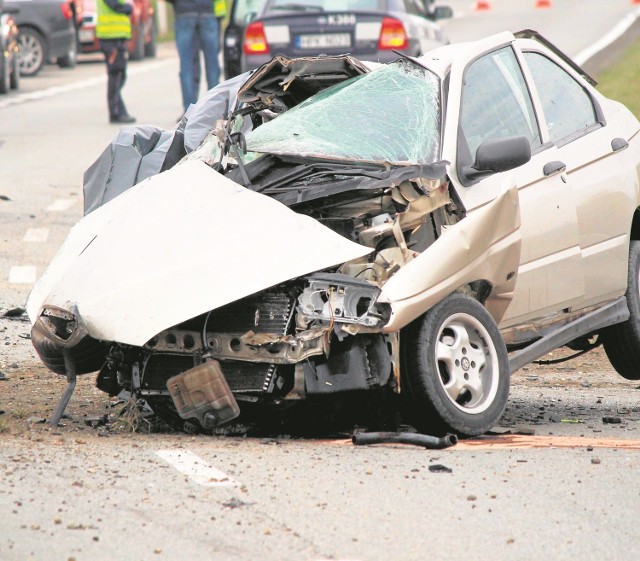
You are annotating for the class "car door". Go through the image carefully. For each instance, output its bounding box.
[445,43,585,327]
[520,47,637,308]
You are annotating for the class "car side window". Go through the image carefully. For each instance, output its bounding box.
[523,52,598,145]
[460,47,541,160]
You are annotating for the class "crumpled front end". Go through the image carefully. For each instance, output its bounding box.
[29,54,522,433]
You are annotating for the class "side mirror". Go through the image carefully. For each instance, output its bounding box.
[433,6,453,20]
[464,136,531,181]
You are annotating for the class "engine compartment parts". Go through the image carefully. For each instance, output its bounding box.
[167,360,241,429]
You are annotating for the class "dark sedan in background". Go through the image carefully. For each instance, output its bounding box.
[223,0,453,78]
[0,0,20,92]
[6,0,77,76]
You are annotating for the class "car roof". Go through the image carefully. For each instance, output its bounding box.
[259,0,389,17]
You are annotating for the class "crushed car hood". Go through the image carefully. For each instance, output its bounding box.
[27,161,372,346]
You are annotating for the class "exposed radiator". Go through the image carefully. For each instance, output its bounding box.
[143,291,294,393]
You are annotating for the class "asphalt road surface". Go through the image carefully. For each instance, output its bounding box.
[2,3,640,560]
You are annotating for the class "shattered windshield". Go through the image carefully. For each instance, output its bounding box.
[245,62,441,165]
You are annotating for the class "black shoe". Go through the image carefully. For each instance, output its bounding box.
[109,114,136,124]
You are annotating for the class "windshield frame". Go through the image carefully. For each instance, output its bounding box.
[262,0,388,14]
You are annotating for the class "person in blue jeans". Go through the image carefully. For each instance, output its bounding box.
[169,0,221,114]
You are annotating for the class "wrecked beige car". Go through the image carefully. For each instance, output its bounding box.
[28,30,640,437]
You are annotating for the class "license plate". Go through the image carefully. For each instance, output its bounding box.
[296,33,351,49]
[79,28,95,43]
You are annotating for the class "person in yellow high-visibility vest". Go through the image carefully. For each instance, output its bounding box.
[96,0,136,124]
[167,0,226,116]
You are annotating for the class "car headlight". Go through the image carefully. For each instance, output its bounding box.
[297,273,390,329]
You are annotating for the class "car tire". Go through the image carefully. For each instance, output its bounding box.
[602,239,640,380]
[10,53,20,90]
[0,53,9,94]
[57,38,77,68]
[144,20,157,58]
[130,26,145,61]
[401,293,510,437]
[31,328,109,376]
[145,397,190,431]
[18,27,46,77]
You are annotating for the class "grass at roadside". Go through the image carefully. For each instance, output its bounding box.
[596,39,640,118]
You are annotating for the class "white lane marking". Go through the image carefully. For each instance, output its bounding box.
[9,266,36,284]
[574,8,640,66]
[23,228,49,242]
[0,60,172,110]
[46,199,75,212]
[156,449,238,487]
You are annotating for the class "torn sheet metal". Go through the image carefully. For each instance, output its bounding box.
[246,61,441,165]
[144,326,330,364]
[29,161,372,346]
[236,54,370,112]
[379,185,522,329]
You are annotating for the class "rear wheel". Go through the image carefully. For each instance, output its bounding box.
[602,239,640,379]
[18,28,46,76]
[0,53,9,94]
[144,20,157,58]
[402,293,510,437]
[10,54,20,90]
[57,38,77,68]
[130,26,145,61]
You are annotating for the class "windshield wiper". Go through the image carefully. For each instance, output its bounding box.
[271,3,325,12]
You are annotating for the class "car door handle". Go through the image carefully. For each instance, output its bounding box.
[612,138,629,152]
[543,161,566,177]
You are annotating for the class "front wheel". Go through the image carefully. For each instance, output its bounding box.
[602,239,640,379]
[402,293,510,437]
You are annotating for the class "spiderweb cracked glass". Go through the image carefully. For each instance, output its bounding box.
[245,62,441,165]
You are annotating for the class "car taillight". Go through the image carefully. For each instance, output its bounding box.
[60,0,74,19]
[244,21,270,55]
[378,17,408,50]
